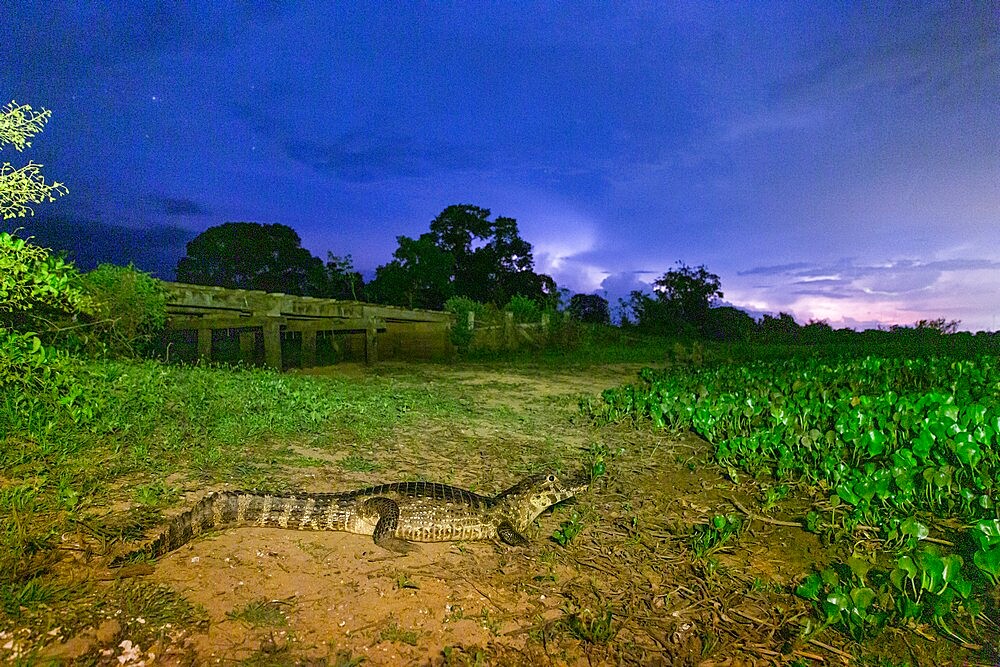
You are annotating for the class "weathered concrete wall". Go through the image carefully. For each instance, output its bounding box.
[161,282,454,368]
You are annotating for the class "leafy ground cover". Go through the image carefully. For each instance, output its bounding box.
[2,350,998,664]
[593,352,1000,654]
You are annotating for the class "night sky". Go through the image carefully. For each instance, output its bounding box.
[4,2,999,330]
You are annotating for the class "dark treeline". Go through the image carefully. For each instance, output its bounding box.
[174,204,557,312]
[172,207,996,349]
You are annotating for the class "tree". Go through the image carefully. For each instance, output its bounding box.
[626,262,724,336]
[1,101,68,220]
[568,293,610,324]
[370,204,556,310]
[367,233,454,309]
[175,222,331,296]
[652,262,723,332]
[704,305,755,341]
[324,253,365,301]
[758,312,801,343]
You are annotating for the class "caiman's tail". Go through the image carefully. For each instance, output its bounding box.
[110,491,240,567]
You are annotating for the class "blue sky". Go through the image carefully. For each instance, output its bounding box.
[4,2,999,330]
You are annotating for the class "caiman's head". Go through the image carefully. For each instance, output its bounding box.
[496,472,589,532]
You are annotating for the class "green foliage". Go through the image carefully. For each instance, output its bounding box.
[552,513,583,546]
[704,305,756,342]
[505,295,542,323]
[797,546,976,643]
[568,293,610,325]
[0,328,74,394]
[370,204,557,310]
[175,222,332,296]
[0,232,92,329]
[594,352,1000,644]
[625,262,722,336]
[563,608,616,643]
[690,514,743,559]
[971,519,1000,585]
[445,296,486,351]
[0,101,68,220]
[369,232,455,309]
[0,233,90,395]
[79,263,166,357]
[796,562,887,641]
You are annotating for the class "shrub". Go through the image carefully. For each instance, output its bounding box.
[444,296,486,352]
[0,231,92,332]
[80,264,166,357]
[0,327,73,392]
[0,233,90,395]
[505,295,542,323]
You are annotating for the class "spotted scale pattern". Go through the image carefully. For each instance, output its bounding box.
[110,474,587,566]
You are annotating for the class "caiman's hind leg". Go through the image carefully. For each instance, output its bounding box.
[363,497,416,553]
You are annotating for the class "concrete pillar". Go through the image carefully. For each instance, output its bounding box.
[239,330,256,365]
[504,311,515,350]
[197,328,212,363]
[302,329,317,368]
[365,318,379,365]
[263,321,282,370]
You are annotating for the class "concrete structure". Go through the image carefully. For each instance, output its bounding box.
[162,282,454,369]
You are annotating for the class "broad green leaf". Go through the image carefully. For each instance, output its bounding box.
[900,517,929,541]
[795,573,823,600]
[847,555,872,581]
[940,554,963,584]
[973,519,1000,547]
[822,592,849,623]
[954,438,981,467]
[863,429,887,456]
[850,586,876,611]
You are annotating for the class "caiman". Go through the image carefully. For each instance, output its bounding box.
[111,472,585,566]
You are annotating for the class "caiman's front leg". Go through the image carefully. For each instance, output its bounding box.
[497,521,530,547]
[363,497,416,553]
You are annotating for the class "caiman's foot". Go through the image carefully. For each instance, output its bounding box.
[376,535,417,554]
[498,522,531,547]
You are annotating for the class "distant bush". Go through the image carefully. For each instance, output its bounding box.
[80,264,167,357]
[505,295,542,323]
[568,293,610,325]
[444,296,487,352]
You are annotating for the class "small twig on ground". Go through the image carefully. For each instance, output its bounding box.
[808,637,854,662]
[728,497,802,528]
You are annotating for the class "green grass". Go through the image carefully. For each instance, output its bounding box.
[226,598,292,627]
[0,356,466,646]
[379,619,420,645]
[336,452,380,472]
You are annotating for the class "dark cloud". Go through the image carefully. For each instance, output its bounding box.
[285,134,493,182]
[738,262,815,276]
[740,257,1000,297]
[8,216,194,280]
[152,197,211,217]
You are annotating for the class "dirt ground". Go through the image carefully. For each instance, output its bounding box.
[34,362,998,665]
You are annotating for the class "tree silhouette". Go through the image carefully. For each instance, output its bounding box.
[175,222,329,296]
[370,204,555,309]
[324,253,365,301]
[626,262,724,336]
[367,233,454,309]
[568,293,610,324]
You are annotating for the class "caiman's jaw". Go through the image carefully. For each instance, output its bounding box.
[498,472,589,532]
